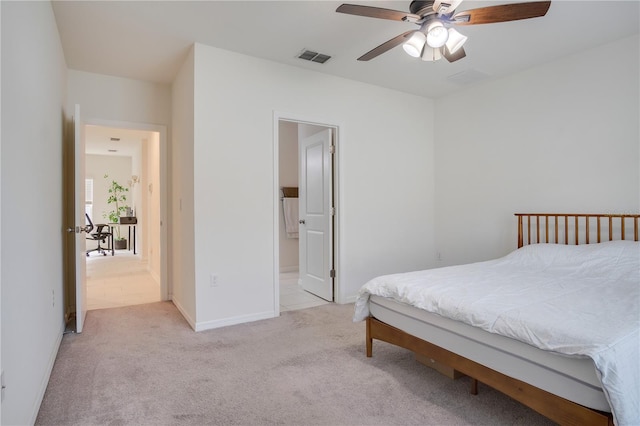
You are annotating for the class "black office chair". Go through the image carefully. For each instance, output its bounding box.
[85,214,112,256]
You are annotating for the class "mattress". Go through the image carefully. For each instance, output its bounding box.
[369,294,610,412]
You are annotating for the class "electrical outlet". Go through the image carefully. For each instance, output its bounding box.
[52,289,55,307]
[210,273,218,288]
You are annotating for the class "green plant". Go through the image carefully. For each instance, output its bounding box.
[103,174,129,240]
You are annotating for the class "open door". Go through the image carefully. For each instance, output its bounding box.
[65,104,87,333]
[299,128,333,301]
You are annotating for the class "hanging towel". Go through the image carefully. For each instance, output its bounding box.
[282,198,299,239]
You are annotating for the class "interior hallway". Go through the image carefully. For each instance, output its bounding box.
[86,251,161,310]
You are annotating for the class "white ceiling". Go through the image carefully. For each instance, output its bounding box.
[85,125,153,157]
[52,1,639,99]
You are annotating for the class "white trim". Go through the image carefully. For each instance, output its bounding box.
[279,266,299,273]
[341,295,358,304]
[83,118,170,302]
[171,299,196,331]
[0,4,3,417]
[29,328,63,425]
[195,311,276,332]
[273,111,344,311]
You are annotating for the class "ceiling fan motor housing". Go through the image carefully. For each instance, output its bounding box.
[410,1,436,16]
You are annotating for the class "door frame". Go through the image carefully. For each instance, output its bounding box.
[273,111,342,315]
[84,118,170,301]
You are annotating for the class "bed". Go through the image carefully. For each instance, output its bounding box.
[355,213,639,426]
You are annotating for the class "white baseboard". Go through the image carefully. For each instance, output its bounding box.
[30,323,64,425]
[279,266,299,273]
[171,298,196,331]
[149,269,161,286]
[336,294,357,304]
[195,310,276,332]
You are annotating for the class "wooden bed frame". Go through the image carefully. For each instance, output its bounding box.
[365,213,640,426]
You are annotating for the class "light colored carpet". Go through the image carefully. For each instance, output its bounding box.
[36,302,553,425]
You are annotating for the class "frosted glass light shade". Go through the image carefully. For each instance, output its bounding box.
[403,32,427,57]
[421,46,442,62]
[445,28,468,54]
[426,21,449,48]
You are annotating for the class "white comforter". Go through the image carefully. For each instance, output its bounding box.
[354,241,640,426]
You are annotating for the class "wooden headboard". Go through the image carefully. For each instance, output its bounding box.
[515,213,640,248]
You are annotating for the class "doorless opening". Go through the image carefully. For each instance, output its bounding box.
[82,119,169,309]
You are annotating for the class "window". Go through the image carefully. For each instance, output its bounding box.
[85,178,94,220]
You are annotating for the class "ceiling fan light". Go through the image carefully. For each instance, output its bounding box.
[421,46,442,62]
[426,21,449,48]
[445,28,467,54]
[402,32,427,58]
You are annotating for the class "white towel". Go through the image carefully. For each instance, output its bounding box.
[282,198,299,239]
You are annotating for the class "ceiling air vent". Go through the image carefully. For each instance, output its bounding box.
[297,49,331,64]
[110,137,121,141]
[447,69,490,86]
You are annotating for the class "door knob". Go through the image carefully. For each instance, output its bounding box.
[299,219,305,225]
[67,226,89,233]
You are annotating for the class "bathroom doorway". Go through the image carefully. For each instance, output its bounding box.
[276,118,338,312]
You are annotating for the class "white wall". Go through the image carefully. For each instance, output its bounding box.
[0,1,68,424]
[171,46,196,326]
[434,35,640,266]
[191,43,435,330]
[67,70,171,127]
[278,121,299,272]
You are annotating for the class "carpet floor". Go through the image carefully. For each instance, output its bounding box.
[36,302,553,425]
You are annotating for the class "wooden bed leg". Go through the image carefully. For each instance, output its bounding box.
[366,317,373,357]
[470,378,478,395]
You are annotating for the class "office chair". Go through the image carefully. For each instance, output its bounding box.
[85,214,112,256]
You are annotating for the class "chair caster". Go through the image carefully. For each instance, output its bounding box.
[86,253,90,257]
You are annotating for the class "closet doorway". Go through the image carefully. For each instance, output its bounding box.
[83,122,167,310]
[276,116,339,313]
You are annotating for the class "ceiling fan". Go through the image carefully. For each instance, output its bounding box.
[336,1,551,62]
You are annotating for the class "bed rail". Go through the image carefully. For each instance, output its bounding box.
[515,213,640,248]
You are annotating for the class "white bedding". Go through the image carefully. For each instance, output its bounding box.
[354,241,640,426]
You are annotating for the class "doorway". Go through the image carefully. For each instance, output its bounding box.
[83,121,168,310]
[276,116,338,313]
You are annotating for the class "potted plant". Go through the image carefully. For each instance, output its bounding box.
[103,174,129,249]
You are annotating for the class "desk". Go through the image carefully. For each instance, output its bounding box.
[108,223,137,255]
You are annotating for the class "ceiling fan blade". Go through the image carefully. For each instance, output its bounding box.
[357,30,415,61]
[442,46,466,63]
[336,4,421,22]
[452,1,551,25]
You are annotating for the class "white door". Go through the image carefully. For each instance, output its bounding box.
[299,129,333,301]
[68,104,87,332]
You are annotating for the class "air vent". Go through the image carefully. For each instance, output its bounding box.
[297,49,331,64]
[447,69,490,86]
[108,149,118,153]
[110,137,120,141]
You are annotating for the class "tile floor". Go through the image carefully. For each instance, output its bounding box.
[87,255,327,313]
[280,271,329,312]
[86,251,161,310]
